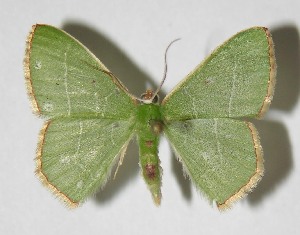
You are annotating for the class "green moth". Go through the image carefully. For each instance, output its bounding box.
[24,24,276,210]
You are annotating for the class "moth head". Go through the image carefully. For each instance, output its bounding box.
[140,89,159,104]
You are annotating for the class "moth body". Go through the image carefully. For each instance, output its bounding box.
[136,92,163,205]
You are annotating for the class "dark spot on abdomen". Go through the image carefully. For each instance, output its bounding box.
[145,140,153,148]
[145,163,156,180]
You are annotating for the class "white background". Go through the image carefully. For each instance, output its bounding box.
[1,0,299,234]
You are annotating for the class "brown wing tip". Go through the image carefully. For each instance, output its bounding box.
[217,122,264,211]
[35,121,79,208]
[27,25,77,208]
[258,27,277,119]
[24,24,41,116]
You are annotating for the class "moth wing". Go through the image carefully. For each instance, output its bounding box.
[161,27,276,121]
[36,118,134,207]
[164,118,263,210]
[25,24,136,119]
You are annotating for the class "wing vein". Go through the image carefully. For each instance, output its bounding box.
[213,119,223,159]
[75,121,83,155]
[63,51,71,116]
[228,62,237,117]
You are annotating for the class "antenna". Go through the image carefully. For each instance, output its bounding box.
[151,38,181,101]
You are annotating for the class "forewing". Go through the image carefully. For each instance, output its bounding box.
[24,24,136,119]
[36,118,134,207]
[161,27,276,121]
[164,118,263,210]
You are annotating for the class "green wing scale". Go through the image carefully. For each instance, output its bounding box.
[162,27,276,209]
[25,25,137,206]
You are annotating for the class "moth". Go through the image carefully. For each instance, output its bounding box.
[24,24,276,210]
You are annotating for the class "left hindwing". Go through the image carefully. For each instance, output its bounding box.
[36,118,135,207]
